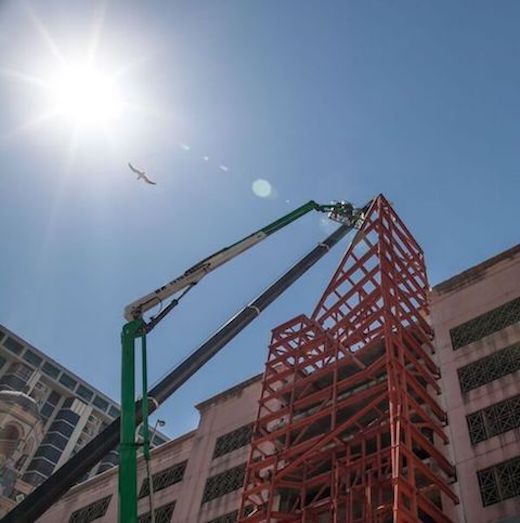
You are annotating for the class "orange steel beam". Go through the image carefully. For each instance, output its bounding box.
[239,195,458,523]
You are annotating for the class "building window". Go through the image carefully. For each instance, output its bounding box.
[34,444,62,464]
[467,394,520,445]
[153,435,167,446]
[138,502,176,523]
[26,457,55,477]
[0,327,5,342]
[43,431,68,450]
[48,419,76,438]
[458,343,520,393]
[450,296,520,350]
[77,385,94,401]
[10,362,33,380]
[92,395,109,411]
[138,461,187,499]
[22,349,42,367]
[55,409,81,425]
[98,450,119,474]
[22,471,46,487]
[63,397,76,408]
[213,423,253,459]
[478,455,520,507]
[201,463,246,504]
[0,362,33,390]
[3,337,23,355]
[108,406,120,418]
[40,402,56,420]
[0,374,26,391]
[69,495,112,523]
[59,373,77,390]
[47,390,61,404]
[42,361,60,379]
[0,356,6,370]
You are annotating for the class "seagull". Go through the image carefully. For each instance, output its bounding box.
[128,163,156,185]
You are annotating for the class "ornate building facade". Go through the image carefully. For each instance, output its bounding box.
[0,325,168,515]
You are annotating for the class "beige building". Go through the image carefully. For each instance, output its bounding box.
[19,244,520,522]
[431,245,520,523]
[38,375,262,523]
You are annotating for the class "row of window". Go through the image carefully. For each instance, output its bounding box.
[213,423,253,459]
[0,335,119,417]
[24,406,81,483]
[449,296,520,350]
[134,423,251,505]
[450,297,520,510]
[69,495,112,523]
[457,342,520,394]
[58,421,252,520]
[467,394,520,445]
[68,495,175,523]
[3,336,24,355]
[138,461,187,499]
[478,455,520,507]
[201,463,246,504]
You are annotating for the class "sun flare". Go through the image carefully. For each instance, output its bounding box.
[47,64,123,128]
[0,2,156,152]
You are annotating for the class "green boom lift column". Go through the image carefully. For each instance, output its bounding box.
[118,199,363,523]
[119,320,144,523]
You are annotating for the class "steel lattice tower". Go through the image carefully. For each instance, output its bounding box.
[239,195,458,523]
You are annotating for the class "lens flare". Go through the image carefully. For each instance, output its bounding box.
[252,179,272,198]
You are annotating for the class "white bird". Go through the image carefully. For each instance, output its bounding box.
[128,163,157,185]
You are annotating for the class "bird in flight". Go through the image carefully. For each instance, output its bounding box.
[128,163,157,185]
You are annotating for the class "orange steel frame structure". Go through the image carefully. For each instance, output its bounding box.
[239,195,458,523]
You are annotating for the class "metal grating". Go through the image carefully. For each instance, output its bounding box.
[201,463,246,504]
[450,296,520,350]
[467,394,520,445]
[458,343,520,393]
[213,423,253,459]
[138,502,176,523]
[138,461,187,499]
[69,495,111,523]
[478,455,520,507]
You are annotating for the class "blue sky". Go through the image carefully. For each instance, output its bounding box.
[0,1,518,437]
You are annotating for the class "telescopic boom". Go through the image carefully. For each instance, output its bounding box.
[124,200,361,321]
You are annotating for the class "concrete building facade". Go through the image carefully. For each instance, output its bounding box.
[38,375,262,523]
[9,244,520,522]
[431,245,520,523]
[0,325,168,515]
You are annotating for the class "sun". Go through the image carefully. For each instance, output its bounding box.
[47,64,123,128]
[0,2,156,150]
